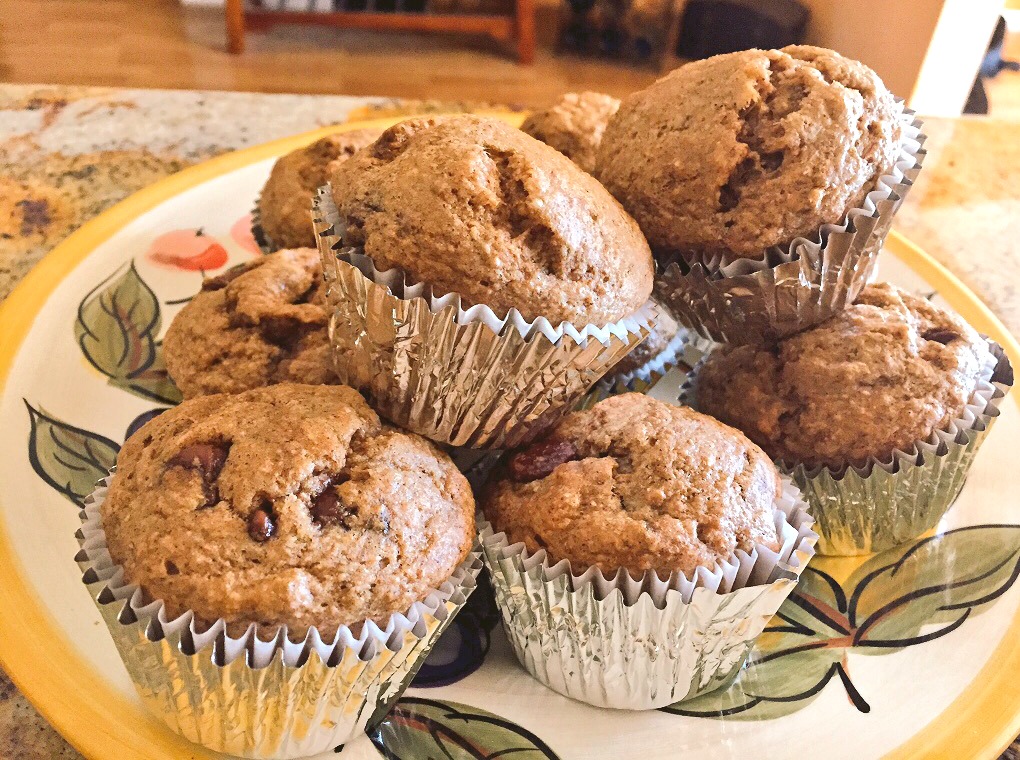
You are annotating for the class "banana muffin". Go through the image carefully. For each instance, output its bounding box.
[164,248,336,398]
[520,92,620,174]
[327,115,654,325]
[101,383,476,637]
[596,46,903,260]
[696,283,992,467]
[483,393,781,576]
[257,128,381,250]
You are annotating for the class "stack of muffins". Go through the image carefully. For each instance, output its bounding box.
[75,44,1011,760]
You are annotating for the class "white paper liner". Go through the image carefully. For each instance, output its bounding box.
[313,187,656,449]
[681,340,1013,555]
[76,474,482,759]
[480,477,818,710]
[655,110,926,346]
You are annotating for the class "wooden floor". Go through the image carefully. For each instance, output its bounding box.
[0,0,658,106]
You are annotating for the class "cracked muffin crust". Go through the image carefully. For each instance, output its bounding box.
[328,115,654,325]
[596,46,903,260]
[101,383,476,638]
[696,283,992,467]
[164,248,336,398]
[482,393,781,577]
[520,92,620,174]
[257,128,381,250]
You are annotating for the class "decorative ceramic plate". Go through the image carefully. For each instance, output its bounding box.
[1,115,1019,760]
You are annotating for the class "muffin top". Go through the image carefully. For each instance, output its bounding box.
[697,283,991,467]
[102,383,476,638]
[520,91,621,174]
[482,393,781,577]
[596,46,903,260]
[328,115,654,325]
[258,128,381,249]
[164,248,336,399]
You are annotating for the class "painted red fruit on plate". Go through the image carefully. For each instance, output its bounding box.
[146,229,228,271]
[230,214,263,255]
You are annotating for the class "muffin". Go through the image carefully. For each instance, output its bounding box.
[520,91,620,174]
[78,383,479,757]
[316,115,657,448]
[480,393,816,709]
[327,114,653,325]
[597,46,904,260]
[164,248,336,399]
[256,128,381,250]
[485,393,780,576]
[696,283,992,467]
[101,383,475,637]
[690,283,1011,555]
[605,301,683,379]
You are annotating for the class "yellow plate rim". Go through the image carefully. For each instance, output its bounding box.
[0,114,1018,760]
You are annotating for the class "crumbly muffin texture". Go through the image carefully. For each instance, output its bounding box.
[483,393,781,577]
[328,115,654,325]
[596,46,903,260]
[102,384,476,638]
[258,128,381,249]
[520,92,620,174]
[164,248,336,399]
[697,283,991,467]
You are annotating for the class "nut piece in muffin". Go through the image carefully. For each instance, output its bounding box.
[696,283,992,467]
[257,128,381,250]
[164,248,336,399]
[101,383,476,638]
[520,92,620,174]
[483,393,780,577]
[328,114,654,326]
[596,46,903,260]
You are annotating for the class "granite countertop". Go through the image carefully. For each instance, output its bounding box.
[1,83,1019,759]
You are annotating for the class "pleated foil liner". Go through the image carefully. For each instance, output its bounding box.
[682,341,1013,556]
[655,111,926,347]
[479,478,818,710]
[75,475,482,759]
[313,187,656,449]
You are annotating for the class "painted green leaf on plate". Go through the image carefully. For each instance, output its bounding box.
[74,262,182,405]
[369,697,560,760]
[26,402,119,507]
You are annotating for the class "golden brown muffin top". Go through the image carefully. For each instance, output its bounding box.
[258,128,381,249]
[164,248,336,398]
[329,115,654,325]
[596,46,903,260]
[103,384,475,638]
[520,91,620,174]
[697,283,992,467]
[483,393,780,577]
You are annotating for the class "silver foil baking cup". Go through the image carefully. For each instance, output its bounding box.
[681,341,1013,556]
[480,478,818,710]
[655,111,926,346]
[250,195,279,254]
[313,187,656,449]
[75,475,482,759]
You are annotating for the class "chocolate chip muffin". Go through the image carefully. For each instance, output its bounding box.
[258,128,381,250]
[164,248,336,398]
[696,283,992,467]
[328,115,654,325]
[101,383,475,638]
[520,92,620,174]
[596,46,903,260]
[483,393,780,577]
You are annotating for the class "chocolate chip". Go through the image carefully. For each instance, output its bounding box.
[201,261,255,291]
[311,486,358,529]
[508,439,580,483]
[165,560,180,575]
[248,504,276,542]
[922,328,961,345]
[167,443,229,509]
